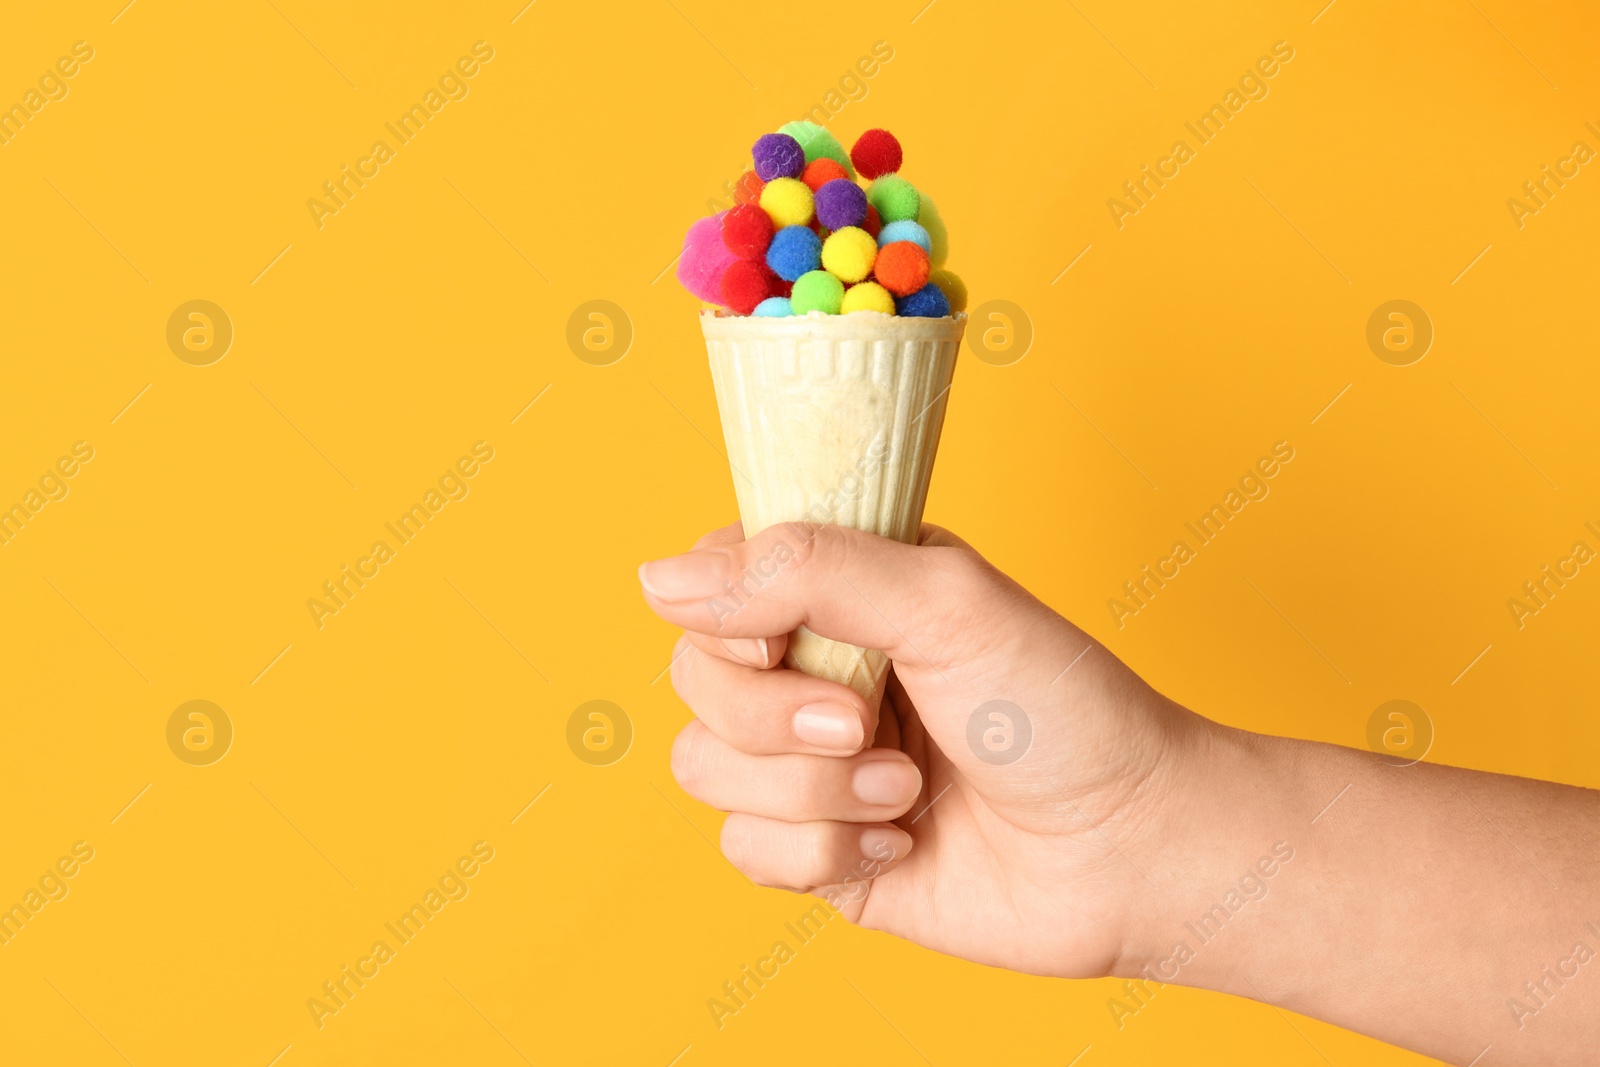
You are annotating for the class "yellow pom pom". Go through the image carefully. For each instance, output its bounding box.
[841,281,895,315]
[821,226,877,284]
[759,177,813,229]
[929,267,967,313]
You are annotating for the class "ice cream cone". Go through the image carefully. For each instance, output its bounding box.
[700,309,966,713]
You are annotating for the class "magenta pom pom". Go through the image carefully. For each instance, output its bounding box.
[752,133,806,181]
[676,211,740,303]
[814,178,867,231]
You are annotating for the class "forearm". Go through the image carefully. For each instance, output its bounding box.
[1117,716,1600,1066]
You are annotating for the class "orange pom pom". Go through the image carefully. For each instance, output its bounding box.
[873,241,930,296]
[802,157,849,192]
[733,170,764,206]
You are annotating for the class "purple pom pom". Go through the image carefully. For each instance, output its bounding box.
[814,179,867,231]
[752,133,805,181]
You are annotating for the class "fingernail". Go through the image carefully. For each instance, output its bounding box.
[859,826,912,864]
[852,758,921,806]
[638,552,726,600]
[720,637,769,667]
[793,702,864,753]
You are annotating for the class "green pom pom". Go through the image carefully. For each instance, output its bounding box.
[790,270,844,315]
[918,196,949,267]
[868,175,920,223]
[779,121,855,179]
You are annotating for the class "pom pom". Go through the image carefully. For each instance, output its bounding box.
[929,267,966,313]
[766,225,822,282]
[722,203,774,259]
[733,170,765,206]
[802,157,849,192]
[863,203,882,238]
[720,259,772,315]
[895,282,950,318]
[759,177,814,229]
[876,219,931,255]
[867,176,919,223]
[851,128,902,179]
[873,241,930,296]
[779,121,855,177]
[917,196,949,266]
[821,227,877,284]
[753,296,793,317]
[841,281,895,315]
[814,179,867,231]
[676,211,739,303]
[773,278,793,298]
[790,270,844,315]
[752,133,805,181]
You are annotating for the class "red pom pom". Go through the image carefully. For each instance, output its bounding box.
[851,129,902,179]
[722,203,774,259]
[873,241,929,296]
[720,259,771,314]
[733,170,765,206]
[862,203,882,238]
[772,278,793,298]
[802,157,849,192]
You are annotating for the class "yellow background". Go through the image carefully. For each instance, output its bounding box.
[2,0,1596,1064]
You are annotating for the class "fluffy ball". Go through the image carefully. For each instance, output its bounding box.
[752,133,806,181]
[841,281,895,315]
[917,195,949,266]
[895,282,951,318]
[676,211,739,303]
[851,128,902,179]
[790,270,844,315]
[802,157,849,192]
[863,203,882,239]
[821,227,877,284]
[733,170,765,206]
[874,240,930,296]
[753,296,793,317]
[876,219,931,255]
[759,177,814,229]
[766,225,822,281]
[814,179,868,231]
[720,259,772,315]
[928,267,966,313]
[867,176,920,223]
[780,121,855,177]
[722,203,775,259]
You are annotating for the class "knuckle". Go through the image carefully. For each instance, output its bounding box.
[720,815,757,874]
[668,636,697,695]
[670,720,710,792]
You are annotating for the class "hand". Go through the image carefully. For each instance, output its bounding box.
[639,520,1198,978]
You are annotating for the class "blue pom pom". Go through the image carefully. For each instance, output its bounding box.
[765,225,822,282]
[753,296,793,317]
[876,220,932,254]
[894,282,950,318]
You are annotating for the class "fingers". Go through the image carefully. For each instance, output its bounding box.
[640,521,986,659]
[671,636,872,755]
[720,812,913,893]
[672,719,922,822]
[681,628,789,671]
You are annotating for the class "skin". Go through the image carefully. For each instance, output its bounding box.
[640,521,1600,1066]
